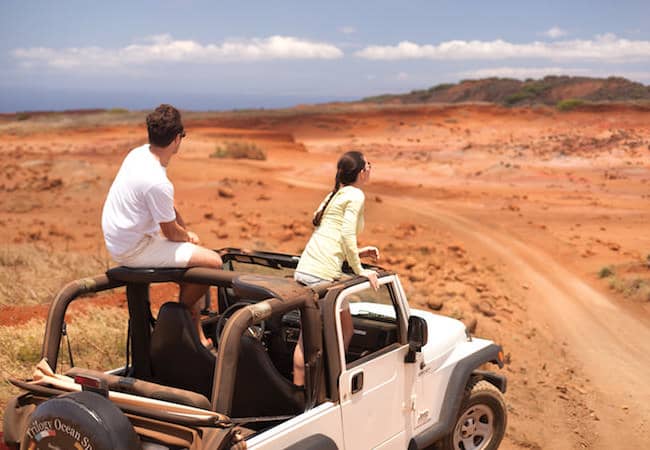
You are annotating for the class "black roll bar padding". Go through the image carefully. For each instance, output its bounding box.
[181,267,238,286]
[232,273,312,302]
[319,286,345,402]
[106,266,237,287]
[42,275,125,370]
[300,292,323,409]
[107,267,186,283]
[202,288,211,313]
[126,283,153,379]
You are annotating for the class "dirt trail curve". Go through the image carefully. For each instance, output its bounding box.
[394,197,650,449]
[285,177,649,449]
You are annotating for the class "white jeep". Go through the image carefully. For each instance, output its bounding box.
[3,249,507,450]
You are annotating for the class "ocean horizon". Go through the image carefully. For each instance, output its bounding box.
[0,87,357,113]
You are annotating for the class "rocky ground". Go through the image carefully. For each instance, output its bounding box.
[1,103,649,449]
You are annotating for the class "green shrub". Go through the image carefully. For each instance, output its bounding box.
[16,113,31,121]
[361,94,395,103]
[210,141,266,160]
[503,91,532,106]
[427,83,455,93]
[556,99,585,111]
[522,81,551,96]
[107,108,129,114]
[598,266,614,278]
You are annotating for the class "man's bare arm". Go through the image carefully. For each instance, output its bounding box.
[174,207,186,228]
[160,220,190,242]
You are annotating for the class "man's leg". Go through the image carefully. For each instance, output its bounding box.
[180,246,222,346]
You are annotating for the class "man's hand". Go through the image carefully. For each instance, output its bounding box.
[160,220,199,244]
[187,231,201,245]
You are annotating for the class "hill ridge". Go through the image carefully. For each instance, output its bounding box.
[362,75,650,106]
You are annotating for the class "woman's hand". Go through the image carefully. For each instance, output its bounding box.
[358,246,380,261]
[360,269,379,291]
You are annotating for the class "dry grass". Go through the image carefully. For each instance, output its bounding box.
[607,276,650,302]
[0,244,106,306]
[210,141,267,160]
[57,304,129,372]
[0,305,128,422]
[599,262,650,302]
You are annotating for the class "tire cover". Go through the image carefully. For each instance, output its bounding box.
[22,391,140,450]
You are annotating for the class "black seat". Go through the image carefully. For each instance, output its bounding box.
[231,335,305,418]
[150,302,216,399]
[150,302,305,418]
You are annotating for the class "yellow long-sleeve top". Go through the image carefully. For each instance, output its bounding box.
[296,185,365,280]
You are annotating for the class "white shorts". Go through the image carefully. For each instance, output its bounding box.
[113,234,197,268]
[294,271,331,286]
[294,271,349,310]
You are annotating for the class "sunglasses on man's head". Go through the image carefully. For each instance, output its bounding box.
[179,130,186,139]
[363,161,372,171]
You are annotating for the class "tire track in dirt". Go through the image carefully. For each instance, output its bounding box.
[393,197,650,450]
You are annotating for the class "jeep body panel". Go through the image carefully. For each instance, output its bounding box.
[409,308,468,369]
[334,277,410,449]
[247,402,344,449]
[411,342,504,449]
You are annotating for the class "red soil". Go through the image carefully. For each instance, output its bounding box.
[1,103,649,449]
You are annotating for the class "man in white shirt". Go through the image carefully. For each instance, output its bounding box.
[102,104,221,347]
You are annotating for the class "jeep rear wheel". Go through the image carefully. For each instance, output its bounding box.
[22,391,140,450]
[441,380,507,450]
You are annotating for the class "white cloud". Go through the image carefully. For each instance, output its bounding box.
[339,26,357,35]
[457,67,592,79]
[12,34,344,70]
[356,34,650,63]
[542,27,567,39]
[396,71,409,80]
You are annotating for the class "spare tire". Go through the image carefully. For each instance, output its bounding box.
[21,391,140,450]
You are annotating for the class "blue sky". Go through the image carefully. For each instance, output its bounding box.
[1,0,649,112]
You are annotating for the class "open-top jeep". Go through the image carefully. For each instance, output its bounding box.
[3,248,507,450]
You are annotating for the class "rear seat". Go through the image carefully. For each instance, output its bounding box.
[65,367,211,410]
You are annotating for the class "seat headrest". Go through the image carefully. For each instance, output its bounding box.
[150,302,216,399]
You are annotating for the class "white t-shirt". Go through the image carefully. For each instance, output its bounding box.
[102,144,176,257]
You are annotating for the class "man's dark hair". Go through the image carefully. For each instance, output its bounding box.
[146,104,184,147]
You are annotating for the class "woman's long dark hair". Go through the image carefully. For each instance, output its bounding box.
[313,151,366,227]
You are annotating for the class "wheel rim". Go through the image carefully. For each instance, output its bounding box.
[452,404,495,450]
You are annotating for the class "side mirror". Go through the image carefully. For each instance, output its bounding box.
[405,316,428,363]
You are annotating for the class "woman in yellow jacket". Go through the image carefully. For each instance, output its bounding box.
[293,150,379,385]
